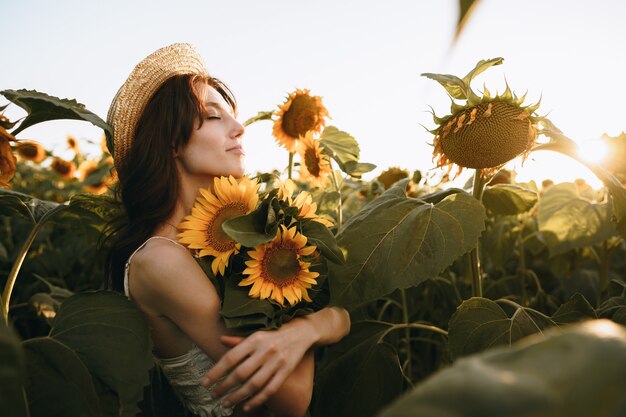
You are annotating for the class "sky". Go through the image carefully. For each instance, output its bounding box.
[2,0,625,189]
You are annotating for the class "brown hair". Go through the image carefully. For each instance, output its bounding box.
[103,74,236,291]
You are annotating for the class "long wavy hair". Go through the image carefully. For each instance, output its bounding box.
[103,74,236,291]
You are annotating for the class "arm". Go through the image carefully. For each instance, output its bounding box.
[203,306,351,414]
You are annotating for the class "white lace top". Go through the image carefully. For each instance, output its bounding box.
[124,236,234,417]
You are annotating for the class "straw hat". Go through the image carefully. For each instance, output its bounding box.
[107,43,209,172]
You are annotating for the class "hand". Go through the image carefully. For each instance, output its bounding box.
[201,322,316,412]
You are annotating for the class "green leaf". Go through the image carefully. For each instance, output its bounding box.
[221,275,277,332]
[448,297,555,359]
[0,89,111,137]
[0,322,27,417]
[482,184,538,215]
[300,219,344,264]
[552,293,597,325]
[533,126,626,238]
[597,296,626,326]
[243,111,273,127]
[329,184,486,308]
[461,57,504,87]
[222,198,279,247]
[22,337,102,417]
[377,320,626,417]
[343,161,377,177]
[49,291,153,417]
[537,183,616,256]
[454,0,480,41]
[420,73,468,100]
[314,321,403,417]
[319,126,360,168]
[0,191,34,223]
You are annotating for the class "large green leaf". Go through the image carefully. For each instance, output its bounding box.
[313,321,403,417]
[222,194,279,247]
[319,126,360,169]
[420,73,468,100]
[22,337,102,417]
[0,189,66,223]
[300,219,344,264]
[0,89,111,136]
[537,182,616,256]
[378,320,626,417]
[328,182,485,308]
[534,124,626,238]
[482,184,538,215]
[448,295,596,360]
[0,322,27,417]
[49,291,153,417]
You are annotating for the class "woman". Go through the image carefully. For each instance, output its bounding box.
[104,43,350,417]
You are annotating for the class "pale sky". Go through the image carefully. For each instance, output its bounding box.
[3,0,625,188]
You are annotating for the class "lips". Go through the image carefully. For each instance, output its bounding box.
[227,145,245,155]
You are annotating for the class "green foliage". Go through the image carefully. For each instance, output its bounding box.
[313,321,404,417]
[538,183,617,256]
[0,89,111,137]
[448,295,596,359]
[320,126,376,177]
[482,184,538,215]
[377,320,626,417]
[48,291,153,417]
[0,321,27,417]
[329,181,486,307]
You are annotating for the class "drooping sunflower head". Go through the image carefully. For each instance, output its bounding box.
[16,141,47,163]
[178,176,260,276]
[0,126,16,188]
[273,89,329,152]
[423,58,543,177]
[377,167,409,189]
[51,157,76,179]
[67,135,79,153]
[297,131,332,188]
[240,225,319,306]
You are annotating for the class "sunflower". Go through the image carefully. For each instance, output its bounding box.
[272,89,329,152]
[67,135,79,153]
[178,176,260,276]
[377,167,409,189]
[16,141,47,163]
[0,126,16,188]
[50,157,76,179]
[240,225,319,306]
[423,58,542,177]
[78,159,115,195]
[297,132,332,187]
[277,179,333,227]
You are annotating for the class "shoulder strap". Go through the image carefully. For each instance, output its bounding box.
[124,236,187,299]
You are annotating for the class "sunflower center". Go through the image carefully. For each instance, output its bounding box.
[263,246,301,286]
[282,95,319,138]
[52,160,72,175]
[19,144,38,159]
[207,202,248,251]
[304,148,321,177]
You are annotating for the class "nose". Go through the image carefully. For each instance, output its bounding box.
[230,116,245,140]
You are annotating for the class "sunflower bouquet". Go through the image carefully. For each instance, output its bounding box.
[177,176,343,333]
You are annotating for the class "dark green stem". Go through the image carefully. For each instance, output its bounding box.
[470,171,486,298]
[400,289,412,383]
[287,152,294,180]
[329,160,343,228]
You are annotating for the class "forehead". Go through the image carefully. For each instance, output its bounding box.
[199,83,231,110]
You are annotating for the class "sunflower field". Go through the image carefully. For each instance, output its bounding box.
[2,56,626,417]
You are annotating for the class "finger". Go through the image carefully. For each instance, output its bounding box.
[221,360,279,408]
[201,343,253,387]
[211,353,264,398]
[242,367,290,412]
[220,335,245,347]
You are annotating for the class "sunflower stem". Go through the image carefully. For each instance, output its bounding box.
[2,220,45,325]
[329,160,343,228]
[400,289,413,384]
[287,152,294,180]
[470,170,486,298]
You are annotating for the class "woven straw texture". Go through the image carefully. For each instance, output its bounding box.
[107,43,208,172]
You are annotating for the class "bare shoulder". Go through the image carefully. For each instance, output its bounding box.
[127,238,220,313]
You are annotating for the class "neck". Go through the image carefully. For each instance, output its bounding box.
[154,172,215,239]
